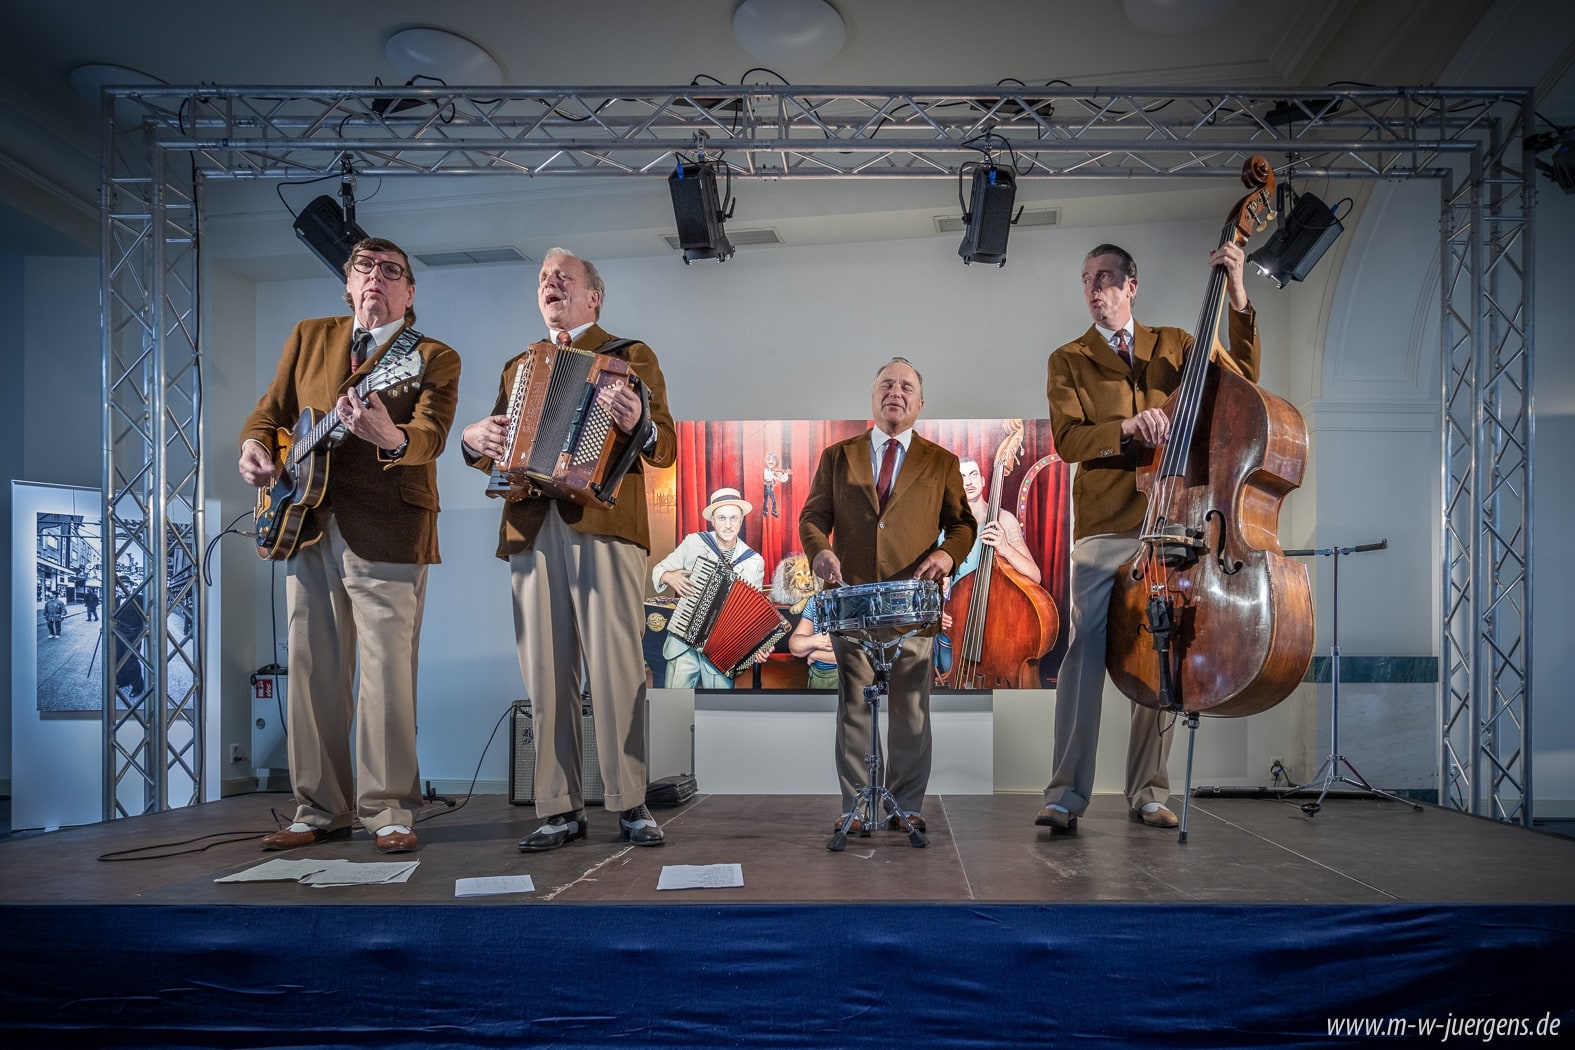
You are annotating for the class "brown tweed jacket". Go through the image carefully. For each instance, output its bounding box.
[239,316,461,564]
[468,324,677,557]
[798,431,976,636]
[1046,308,1259,542]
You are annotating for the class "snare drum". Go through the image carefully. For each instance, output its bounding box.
[814,579,942,635]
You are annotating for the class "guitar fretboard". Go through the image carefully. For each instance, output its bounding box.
[288,351,417,468]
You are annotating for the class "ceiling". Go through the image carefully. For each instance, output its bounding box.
[0,0,1556,273]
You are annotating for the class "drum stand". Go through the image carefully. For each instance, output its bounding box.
[828,629,929,851]
[1280,539,1422,819]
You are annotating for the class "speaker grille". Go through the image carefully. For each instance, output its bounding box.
[509,699,603,805]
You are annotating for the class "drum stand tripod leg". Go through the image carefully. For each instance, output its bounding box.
[828,634,927,851]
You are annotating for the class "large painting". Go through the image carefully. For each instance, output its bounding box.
[643,418,1071,690]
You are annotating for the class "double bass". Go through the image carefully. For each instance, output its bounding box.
[942,421,1060,689]
[1105,156,1314,717]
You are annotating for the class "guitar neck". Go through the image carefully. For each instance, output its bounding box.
[288,372,378,466]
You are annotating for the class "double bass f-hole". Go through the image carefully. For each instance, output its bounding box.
[1206,509,1243,576]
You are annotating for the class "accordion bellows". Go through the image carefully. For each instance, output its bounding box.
[668,558,790,678]
[493,342,644,509]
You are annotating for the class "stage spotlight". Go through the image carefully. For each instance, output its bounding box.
[293,195,369,277]
[957,164,1020,267]
[1248,190,1344,288]
[293,157,368,277]
[1528,130,1575,195]
[668,159,735,264]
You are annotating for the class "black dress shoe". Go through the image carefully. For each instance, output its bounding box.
[1034,806,1078,832]
[619,804,665,846]
[518,809,589,852]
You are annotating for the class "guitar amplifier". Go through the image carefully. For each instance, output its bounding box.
[509,698,603,806]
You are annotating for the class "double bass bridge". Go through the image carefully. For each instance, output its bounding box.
[1139,520,1206,569]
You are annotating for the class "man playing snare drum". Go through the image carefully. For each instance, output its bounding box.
[799,358,975,835]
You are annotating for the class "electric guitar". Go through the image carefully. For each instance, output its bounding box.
[253,352,425,560]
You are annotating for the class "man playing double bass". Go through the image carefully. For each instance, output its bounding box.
[1037,242,1259,833]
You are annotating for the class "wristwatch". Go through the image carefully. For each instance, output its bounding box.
[387,436,409,460]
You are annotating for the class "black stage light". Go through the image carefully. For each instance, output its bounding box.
[668,160,735,263]
[293,195,369,277]
[1248,190,1344,288]
[1547,141,1575,194]
[957,165,1019,267]
[1533,134,1575,194]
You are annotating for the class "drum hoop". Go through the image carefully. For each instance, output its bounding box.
[816,578,941,634]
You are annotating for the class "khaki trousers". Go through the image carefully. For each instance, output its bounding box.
[509,508,649,815]
[1042,531,1174,815]
[285,516,427,832]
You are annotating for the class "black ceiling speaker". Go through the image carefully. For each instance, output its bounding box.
[957,165,1018,267]
[293,195,369,277]
[1248,190,1344,288]
[667,160,735,263]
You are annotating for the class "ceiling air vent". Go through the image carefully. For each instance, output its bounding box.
[412,246,529,268]
[934,207,1060,235]
[662,227,782,250]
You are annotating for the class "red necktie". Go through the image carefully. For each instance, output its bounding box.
[1111,328,1132,368]
[875,437,899,512]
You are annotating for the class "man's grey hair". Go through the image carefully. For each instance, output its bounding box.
[874,356,924,394]
[543,246,606,315]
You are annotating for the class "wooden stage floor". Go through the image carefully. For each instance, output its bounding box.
[2,790,1571,906]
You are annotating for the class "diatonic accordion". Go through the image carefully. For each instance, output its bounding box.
[668,557,790,679]
[487,342,649,509]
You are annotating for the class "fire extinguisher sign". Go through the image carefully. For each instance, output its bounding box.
[255,678,273,699]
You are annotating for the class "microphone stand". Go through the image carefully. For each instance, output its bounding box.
[1281,539,1423,819]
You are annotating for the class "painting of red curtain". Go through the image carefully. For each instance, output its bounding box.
[644,418,1071,689]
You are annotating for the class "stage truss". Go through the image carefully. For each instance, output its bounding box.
[97,84,1534,823]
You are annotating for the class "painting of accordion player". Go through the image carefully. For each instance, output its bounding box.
[649,487,786,688]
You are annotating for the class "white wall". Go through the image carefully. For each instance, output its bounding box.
[4,256,99,813]
[0,249,22,788]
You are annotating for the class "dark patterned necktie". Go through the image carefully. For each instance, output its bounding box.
[875,438,899,511]
[1111,328,1132,368]
[350,329,374,371]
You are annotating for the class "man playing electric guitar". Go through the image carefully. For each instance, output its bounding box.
[238,237,461,856]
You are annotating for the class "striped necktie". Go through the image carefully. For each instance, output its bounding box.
[1111,328,1132,368]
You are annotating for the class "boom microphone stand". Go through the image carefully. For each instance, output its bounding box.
[1281,539,1423,819]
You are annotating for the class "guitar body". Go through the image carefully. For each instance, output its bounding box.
[249,329,426,560]
[254,411,331,560]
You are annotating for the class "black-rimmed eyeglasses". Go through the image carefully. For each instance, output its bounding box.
[350,256,410,281]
